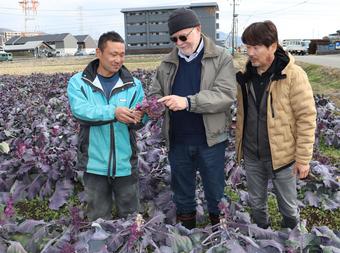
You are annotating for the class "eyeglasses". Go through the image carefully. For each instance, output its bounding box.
[170,28,195,43]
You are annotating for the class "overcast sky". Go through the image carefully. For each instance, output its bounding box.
[0,0,339,42]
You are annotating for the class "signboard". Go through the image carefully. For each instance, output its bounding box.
[328,44,335,50]
[336,41,340,50]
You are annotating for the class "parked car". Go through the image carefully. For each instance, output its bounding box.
[45,50,61,57]
[74,50,88,56]
[0,51,13,61]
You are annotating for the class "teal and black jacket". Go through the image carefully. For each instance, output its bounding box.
[67,59,147,177]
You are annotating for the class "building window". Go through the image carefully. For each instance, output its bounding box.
[150,11,163,15]
[127,22,146,26]
[150,21,167,25]
[128,43,146,47]
[128,33,145,36]
[216,13,219,19]
[150,32,168,36]
[128,12,144,16]
[216,23,219,29]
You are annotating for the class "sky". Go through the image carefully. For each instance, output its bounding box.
[0,0,339,42]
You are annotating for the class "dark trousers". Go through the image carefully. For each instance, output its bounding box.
[169,141,226,215]
[83,170,139,221]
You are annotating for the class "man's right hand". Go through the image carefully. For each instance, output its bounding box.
[115,107,137,124]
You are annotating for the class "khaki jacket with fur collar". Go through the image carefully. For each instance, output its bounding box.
[149,34,237,148]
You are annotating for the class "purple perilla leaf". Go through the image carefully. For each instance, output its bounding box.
[16,219,46,233]
[49,179,73,210]
[312,226,340,248]
[27,175,43,199]
[303,191,320,207]
[257,239,285,253]
[224,239,247,253]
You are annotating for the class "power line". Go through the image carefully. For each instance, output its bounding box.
[0,0,186,13]
[0,6,123,12]
[240,0,311,22]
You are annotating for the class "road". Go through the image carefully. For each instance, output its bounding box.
[295,54,340,68]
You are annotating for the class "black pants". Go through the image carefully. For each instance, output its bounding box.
[83,170,139,221]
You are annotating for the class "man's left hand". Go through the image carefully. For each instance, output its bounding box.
[293,162,310,179]
[132,110,144,123]
[158,95,187,111]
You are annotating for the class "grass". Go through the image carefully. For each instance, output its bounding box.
[297,62,340,107]
[15,196,81,221]
[13,188,340,233]
[318,137,340,165]
[224,186,340,231]
[0,54,162,75]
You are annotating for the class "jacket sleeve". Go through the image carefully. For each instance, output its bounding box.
[130,78,148,126]
[289,66,317,165]
[188,51,237,114]
[235,84,244,163]
[149,63,167,99]
[67,75,116,124]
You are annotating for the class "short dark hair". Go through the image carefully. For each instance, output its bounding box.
[98,31,124,51]
[241,20,278,47]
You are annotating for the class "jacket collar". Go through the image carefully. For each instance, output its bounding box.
[82,58,134,84]
[237,46,291,85]
[163,33,220,65]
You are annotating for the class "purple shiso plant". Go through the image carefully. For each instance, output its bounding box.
[4,196,15,219]
[136,96,165,119]
[0,72,339,252]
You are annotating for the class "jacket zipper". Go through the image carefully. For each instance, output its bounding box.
[108,123,115,178]
[257,113,260,159]
[107,81,135,178]
[107,94,115,179]
[270,92,275,118]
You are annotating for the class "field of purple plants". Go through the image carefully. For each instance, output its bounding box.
[0,71,339,253]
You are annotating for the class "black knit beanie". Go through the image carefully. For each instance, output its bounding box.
[168,8,200,35]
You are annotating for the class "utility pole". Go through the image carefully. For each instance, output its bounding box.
[230,0,239,56]
[231,0,236,56]
[235,14,238,51]
[18,0,39,34]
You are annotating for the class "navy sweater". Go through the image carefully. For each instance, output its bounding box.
[170,49,206,145]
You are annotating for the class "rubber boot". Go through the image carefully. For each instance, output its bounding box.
[281,215,299,229]
[177,212,196,230]
[209,213,220,232]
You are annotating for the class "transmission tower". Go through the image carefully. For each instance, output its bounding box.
[19,0,39,34]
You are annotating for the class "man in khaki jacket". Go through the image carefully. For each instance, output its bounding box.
[150,8,236,230]
[236,20,316,229]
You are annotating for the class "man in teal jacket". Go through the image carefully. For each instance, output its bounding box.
[67,31,146,220]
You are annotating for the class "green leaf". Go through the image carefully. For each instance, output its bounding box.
[0,142,10,154]
[7,241,28,253]
[189,231,205,247]
[4,130,14,137]
[170,233,193,253]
